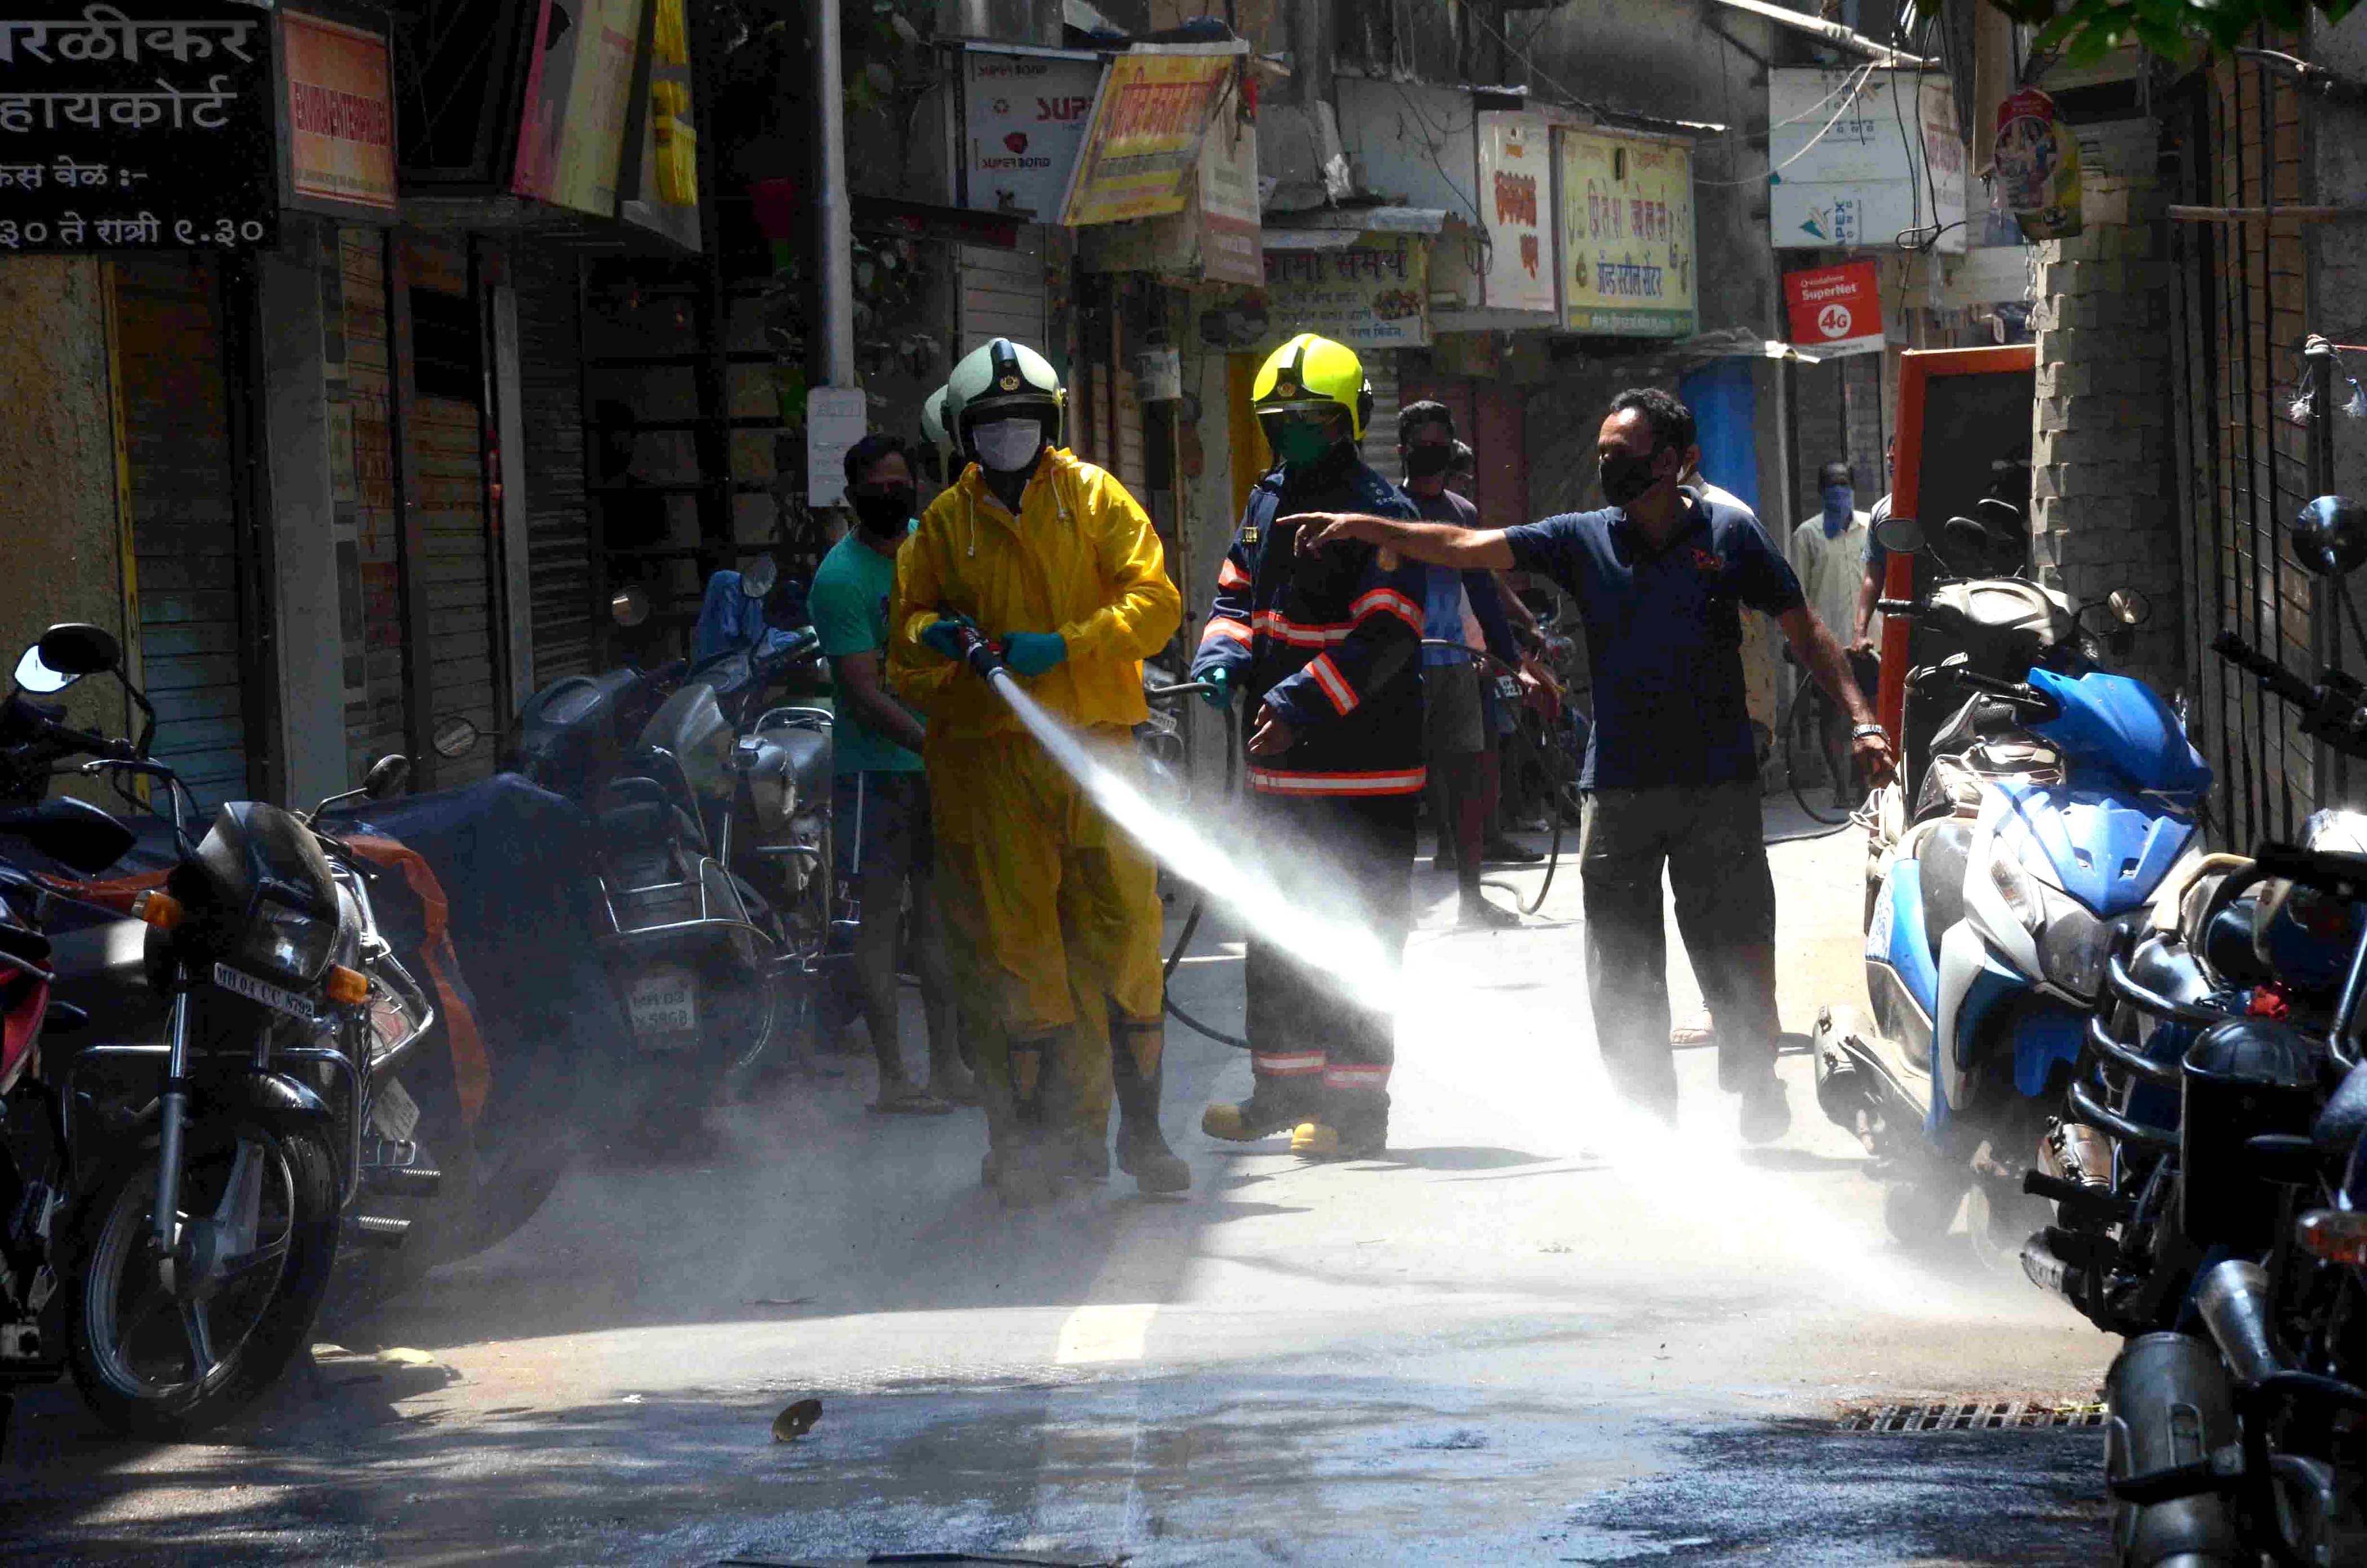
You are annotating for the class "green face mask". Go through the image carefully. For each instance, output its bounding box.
[1268,414,1338,468]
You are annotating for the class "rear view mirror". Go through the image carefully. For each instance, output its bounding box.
[362,754,413,799]
[1874,513,1924,554]
[431,716,481,759]
[13,644,76,696]
[610,585,650,627]
[1942,515,1992,560]
[740,556,779,600]
[16,622,121,693]
[2108,588,2152,627]
[2289,495,2367,578]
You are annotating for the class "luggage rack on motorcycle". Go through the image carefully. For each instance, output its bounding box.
[593,771,791,967]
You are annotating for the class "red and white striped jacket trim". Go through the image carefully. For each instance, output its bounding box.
[1253,1051,1327,1076]
[1305,652,1358,715]
[1350,587,1423,634]
[1247,765,1428,796]
[1217,559,1252,590]
[1252,609,1351,646]
[1199,616,1252,649]
[1323,1064,1391,1090]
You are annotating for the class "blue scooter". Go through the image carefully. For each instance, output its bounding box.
[1815,518,2210,1257]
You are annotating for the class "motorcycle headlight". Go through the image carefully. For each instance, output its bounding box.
[2034,892,2146,1003]
[242,895,336,985]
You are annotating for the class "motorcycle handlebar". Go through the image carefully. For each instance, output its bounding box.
[1875,597,1918,617]
[2213,629,2317,707]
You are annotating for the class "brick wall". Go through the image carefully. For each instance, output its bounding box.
[2028,175,2184,706]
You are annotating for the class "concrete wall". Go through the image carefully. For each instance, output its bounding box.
[0,256,131,744]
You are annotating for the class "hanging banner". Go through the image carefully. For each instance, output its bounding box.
[1257,233,1430,355]
[618,0,698,249]
[1058,42,1243,228]
[1557,129,1696,337]
[1475,110,1554,315]
[1784,260,1883,359]
[512,0,646,216]
[960,44,1101,220]
[1996,86,2082,241]
[280,10,397,218]
[1768,69,1967,253]
[0,1,277,252]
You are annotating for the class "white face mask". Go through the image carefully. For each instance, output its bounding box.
[972,418,1044,475]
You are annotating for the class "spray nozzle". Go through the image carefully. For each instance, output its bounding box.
[942,618,1005,681]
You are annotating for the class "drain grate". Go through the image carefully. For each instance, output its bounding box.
[1841,1399,2108,1433]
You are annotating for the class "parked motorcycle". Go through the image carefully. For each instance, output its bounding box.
[513,569,837,1113]
[0,623,437,1437]
[1813,513,2204,1257]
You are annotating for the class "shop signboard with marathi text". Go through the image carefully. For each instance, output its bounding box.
[960,43,1101,220]
[1258,233,1430,355]
[512,0,645,217]
[0,1,276,252]
[1556,129,1695,337]
[280,10,395,217]
[1058,41,1241,228]
[1475,110,1554,315]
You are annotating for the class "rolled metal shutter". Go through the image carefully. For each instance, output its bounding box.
[958,228,1047,356]
[114,255,251,809]
[1360,351,1399,476]
[516,243,592,689]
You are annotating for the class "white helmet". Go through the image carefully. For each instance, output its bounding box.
[945,337,1064,449]
[921,384,949,450]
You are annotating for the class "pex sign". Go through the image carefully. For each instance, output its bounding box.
[1783,259,1883,359]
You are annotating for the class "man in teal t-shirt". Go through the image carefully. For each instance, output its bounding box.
[810,433,974,1113]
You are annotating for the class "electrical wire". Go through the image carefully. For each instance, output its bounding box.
[1694,59,1883,188]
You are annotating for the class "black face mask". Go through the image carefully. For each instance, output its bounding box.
[1403,442,1455,480]
[1598,451,1661,508]
[852,487,916,538]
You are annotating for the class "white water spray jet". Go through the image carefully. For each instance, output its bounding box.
[983,670,1954,1313]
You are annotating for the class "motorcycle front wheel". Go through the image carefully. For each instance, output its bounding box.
[63,1114,340,1438]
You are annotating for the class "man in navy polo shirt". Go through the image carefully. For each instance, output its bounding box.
[1292,387,1895,1139]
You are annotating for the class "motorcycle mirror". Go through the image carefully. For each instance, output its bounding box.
[1873,513,1924,554]
[12,643,77,696]
[1942,515,1993,559]
[362,753,413,798]
[739,556,779,600]
[430,716,481,759]
[2108,588,2152,627]
[30,622,120,683]
[610,585,650,628]
[2289,495,2367,578]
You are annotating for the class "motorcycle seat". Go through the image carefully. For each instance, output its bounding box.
[597,798,702,854]
[1917,820,1973,967]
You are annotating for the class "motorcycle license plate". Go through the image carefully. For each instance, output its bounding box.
[214,963,313,1022]
[1494,675,1522,701]
[371,1074,420,1144]
[628,969,700,1047]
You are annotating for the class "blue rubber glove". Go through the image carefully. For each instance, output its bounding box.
[1000,631,1067,678]
[1198,666,1234,707]
[919,614,977,662]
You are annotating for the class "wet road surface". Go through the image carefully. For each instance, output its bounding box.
[0,812,2115,1564]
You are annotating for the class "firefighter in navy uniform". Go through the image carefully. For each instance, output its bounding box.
[1190,334,1429,1159]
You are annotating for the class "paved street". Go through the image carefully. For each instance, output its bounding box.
[0,810,2113,1565]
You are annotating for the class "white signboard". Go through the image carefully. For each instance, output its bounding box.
[1768,69,1966,254]
[1475,110,1555,315]
[961,46,1103,220]
[806,387,870,508]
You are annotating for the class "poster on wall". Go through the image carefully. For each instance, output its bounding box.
[1767,68,1966,253]
[1783,260,1883,358]
[1475,110,1554,315]
[1058,42,1243,228]
[512,0,646,216]
[280,10,397,218]
[0,0,277,252]
[960,44,1101,220]
[1257,234,1431,355]
[1557,129,1696,337]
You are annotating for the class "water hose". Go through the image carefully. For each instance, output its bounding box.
[1419,640,1570,917]
[1142,680,1251,1049]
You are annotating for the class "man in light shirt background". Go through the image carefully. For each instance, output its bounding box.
[1788,460,1879,809]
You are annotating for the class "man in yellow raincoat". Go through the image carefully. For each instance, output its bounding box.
[888,338,1188,1204]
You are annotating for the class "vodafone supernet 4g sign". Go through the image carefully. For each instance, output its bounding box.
[1784,259,1883,359]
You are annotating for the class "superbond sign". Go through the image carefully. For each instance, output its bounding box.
[960,44,1101,222]
[0,0,276,251]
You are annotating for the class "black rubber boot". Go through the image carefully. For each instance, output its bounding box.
[990,1031,1061,1207]
[1202,1077,1309,1142]
[1112,1013,1190,1194]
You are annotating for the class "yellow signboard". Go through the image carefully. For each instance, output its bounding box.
[1557,129,1696,337]
[1058,43,1241,228]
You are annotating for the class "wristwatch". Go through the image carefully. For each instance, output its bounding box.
[1851,723,1889,742]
